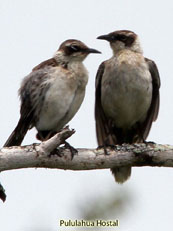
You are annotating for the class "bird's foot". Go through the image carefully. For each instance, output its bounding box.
[48,148,64,158]
[143,140,156,146]
[64,141,78,159]
[97,144,116,155]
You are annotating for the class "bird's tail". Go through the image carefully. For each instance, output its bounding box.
[3,117,30,147]
[111,166,131,184]
[104,133,132,184]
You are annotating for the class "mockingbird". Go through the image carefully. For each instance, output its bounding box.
[1,39,100,202]
[95,30,160,183]
[4,39,100,147]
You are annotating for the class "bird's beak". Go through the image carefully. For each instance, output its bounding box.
[97,34,112,42]
[85,48,101,54]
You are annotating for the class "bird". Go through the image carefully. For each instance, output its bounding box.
[95,30,160,183]
[4,39,101,147]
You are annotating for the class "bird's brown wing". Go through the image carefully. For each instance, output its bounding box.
[95,62,117,146]
[3,76,36,147]
[140,58,160,140]
[4,64,52,147]
[32,58,58,71]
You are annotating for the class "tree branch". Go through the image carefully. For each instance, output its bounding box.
[1,127,173,173]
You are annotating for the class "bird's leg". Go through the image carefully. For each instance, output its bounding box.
[97,135,118,155]
[36,131,64,157]
[97,144,116,155]
[45,131,57,140]
[46,132,64,157]
[97,145,108,155]
[49,148,63,158]
[36,131,57,141]
[64,141,78,159]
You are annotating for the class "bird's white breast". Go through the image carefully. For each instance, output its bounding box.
[36,63,88,131]
[101,50,152,129]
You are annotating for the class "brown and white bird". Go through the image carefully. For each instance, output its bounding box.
[95,30,160,183]
[4,39,101,147]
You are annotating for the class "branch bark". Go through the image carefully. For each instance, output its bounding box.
[1,127,173,172]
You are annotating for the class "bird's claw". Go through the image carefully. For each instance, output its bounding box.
[64,141,78,159]
[97,144,116,155]
[48,148,63,157]
[143,140,156,146]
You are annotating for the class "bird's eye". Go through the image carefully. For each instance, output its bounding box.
[69,45,80,52]
[111,35,116,40]
[117,35,127,41]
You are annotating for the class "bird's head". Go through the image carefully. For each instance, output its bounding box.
[97,30,143,54]
[54,39,101,63]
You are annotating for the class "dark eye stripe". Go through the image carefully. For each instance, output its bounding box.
[116,34,127,41]
[64,45,82,55]
[115,34,135,47]
[70,45,81,52]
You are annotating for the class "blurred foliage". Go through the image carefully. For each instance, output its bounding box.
[79,187,133,220]
[24,185,133,231]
